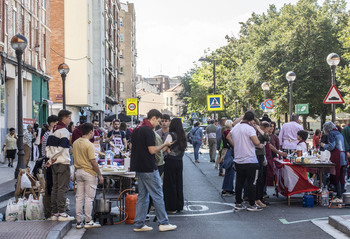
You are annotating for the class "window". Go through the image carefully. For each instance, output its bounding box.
[120,18,123,27]
[166,97,169,106]
[170,97,173,105]
[42,0,46,9]
[13,10,17,35]
[120,67,124,74]
[29,21,32,48]
[120,82,124,92]
[42,33,46,58]
[119,49,123,58]
[170,107,173,114]
[120,33,124,42]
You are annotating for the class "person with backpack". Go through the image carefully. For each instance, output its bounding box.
[189,122,203,163]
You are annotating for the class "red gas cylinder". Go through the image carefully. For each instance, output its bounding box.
[125,193,137,224]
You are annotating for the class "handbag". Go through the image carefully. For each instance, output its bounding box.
[188,127,200,145]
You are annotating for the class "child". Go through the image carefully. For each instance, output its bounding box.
[296,130,309,154]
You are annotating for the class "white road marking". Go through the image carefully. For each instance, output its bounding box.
[183,205,209,212]
[168,201,235,217]
[280,217,328,224]
[312,219,349,239]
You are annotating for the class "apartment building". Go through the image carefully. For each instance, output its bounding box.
[119,2,136,102]
[0,0,51,146]
[50,0,121,123]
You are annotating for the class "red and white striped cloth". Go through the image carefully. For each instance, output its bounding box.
[274,158,319,197]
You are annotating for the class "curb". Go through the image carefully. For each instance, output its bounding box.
[0,190,15,202]
[328,215,350,237]
[46,221,72,239]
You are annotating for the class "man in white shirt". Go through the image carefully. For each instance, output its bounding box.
[227,111,264,212]
[279,114,303,152]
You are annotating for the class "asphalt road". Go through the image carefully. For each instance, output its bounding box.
[83,145,350,239]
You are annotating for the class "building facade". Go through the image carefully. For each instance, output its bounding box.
[50,0,122,124]
[0,0,51,147]
[119,2,136,102]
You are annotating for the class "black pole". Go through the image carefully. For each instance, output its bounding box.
[235,101,238,118]
[331,65,336,122]
[62,73,66,110]
[15,50,25,179]
[289,82,293,122]
[213,61,216,120]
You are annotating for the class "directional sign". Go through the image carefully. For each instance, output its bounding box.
[126,98,138,116]
[323,84,345,104]
[295,104,309,114]
[264,99,274,109]
[207,94,223,111]
[260,102,266,111]
[192,113,199,120]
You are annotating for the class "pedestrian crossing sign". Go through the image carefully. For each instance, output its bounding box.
[207,94,223,111]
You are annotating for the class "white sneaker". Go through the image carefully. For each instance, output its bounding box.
[333,198,343,203]
[159,224,177,232]
[51,213,59,221]
[76,222,84,229]
[58,213,75,221]
[84,220,101,229]
[133,225,153,232]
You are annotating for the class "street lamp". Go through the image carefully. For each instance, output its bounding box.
[199,57,216,119]
[58,63,70,109]
[261,82,270,101]
[286,71,296,122]
[327,53,340,122]
[11,34,27,179]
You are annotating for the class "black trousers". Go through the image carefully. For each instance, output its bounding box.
[235,163,258,206]
[163,159,184,211]
[255,155,267,201]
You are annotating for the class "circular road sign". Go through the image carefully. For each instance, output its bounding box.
[264,99,274,109]
[128,103,136,111]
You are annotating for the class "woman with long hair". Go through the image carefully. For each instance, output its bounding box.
[163,118,187,213]
[190,122,203,163]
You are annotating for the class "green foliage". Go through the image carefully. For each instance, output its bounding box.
[180,0,349,121]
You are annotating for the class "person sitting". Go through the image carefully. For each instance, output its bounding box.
[296,130,309,155]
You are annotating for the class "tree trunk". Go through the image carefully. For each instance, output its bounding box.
[285,113,288,123]
[302,115,307,129]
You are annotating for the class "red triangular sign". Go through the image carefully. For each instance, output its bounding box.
[323,84,345,104]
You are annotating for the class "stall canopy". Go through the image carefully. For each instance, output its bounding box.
[104,113,132,122]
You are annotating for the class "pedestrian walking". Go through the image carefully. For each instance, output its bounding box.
[215,117,226,172]
[23,124,33,167]
[130,109,176,232]
[163,118,187,213]
[73,123,103,229]
[190,122,203,163]
[227,111,264,212]
[206,120,217,163]
[41,115,59,220]
[46,109,74,221]
[2,128,17,167]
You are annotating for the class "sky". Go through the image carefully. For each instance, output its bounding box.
[127,0,321,78]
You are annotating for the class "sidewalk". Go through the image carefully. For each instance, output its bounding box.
[0,160,74,239]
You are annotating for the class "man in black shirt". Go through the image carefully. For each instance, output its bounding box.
[131,109,177,232]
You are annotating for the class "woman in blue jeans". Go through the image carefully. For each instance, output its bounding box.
[190,122,203,163]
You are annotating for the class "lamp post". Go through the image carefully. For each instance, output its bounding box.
[199,57,216,119]
[11,34,27,179]
[326,53,340,123]
[58,63,70,110]
[261,82,270,101]
[286,71,296,122]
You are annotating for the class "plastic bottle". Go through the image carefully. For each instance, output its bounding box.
[321,188,329,207]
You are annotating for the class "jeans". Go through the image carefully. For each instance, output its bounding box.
[222,165,235,192]
[75,169,97,222]
[192,140,202,160]
[134,170,169,228]
[208,138,217,162]
[235,163,258,206]
[43,166,53,219]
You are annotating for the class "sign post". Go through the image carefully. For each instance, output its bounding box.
[126,98,138,116]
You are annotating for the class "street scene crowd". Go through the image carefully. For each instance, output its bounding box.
[2,105,350,234]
